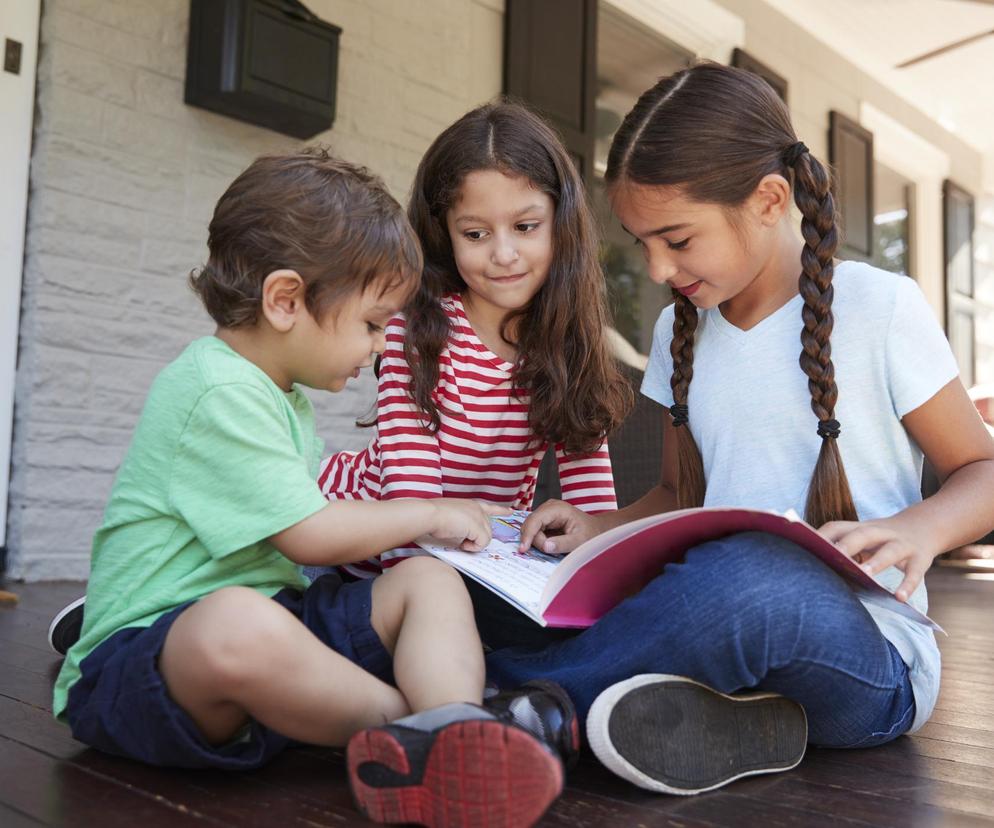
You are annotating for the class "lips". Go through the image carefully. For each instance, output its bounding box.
[489,272,528,284]
[674,281,701,297]
[352,368,360,378]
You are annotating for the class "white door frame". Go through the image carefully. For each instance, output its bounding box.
[0,1,40,548]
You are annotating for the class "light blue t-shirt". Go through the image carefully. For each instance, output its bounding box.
[641,260,960,732]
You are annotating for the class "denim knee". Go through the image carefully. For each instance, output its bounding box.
[682,532,853,607]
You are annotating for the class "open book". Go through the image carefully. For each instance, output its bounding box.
[416,507,941,631]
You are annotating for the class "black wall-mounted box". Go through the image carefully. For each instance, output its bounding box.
[185,0,341,139]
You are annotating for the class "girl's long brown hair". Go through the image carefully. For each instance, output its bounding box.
[406,100,632,455]
[605,63,857,526]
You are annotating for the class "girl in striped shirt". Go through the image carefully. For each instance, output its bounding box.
[318,101,632,578]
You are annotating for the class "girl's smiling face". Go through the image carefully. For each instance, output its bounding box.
[609,182,776,311]
[446,170,554,320]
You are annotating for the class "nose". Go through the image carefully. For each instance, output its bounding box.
[491,232,520,267]
[646,251,678,286]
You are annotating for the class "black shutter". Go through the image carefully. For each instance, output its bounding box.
[504,0,597,181]
[944,179,977,386]
[829,111,874,261]
[731,48,788,103]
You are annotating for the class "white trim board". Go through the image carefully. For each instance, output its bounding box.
[0,2,40,548]
[603,0,744,62]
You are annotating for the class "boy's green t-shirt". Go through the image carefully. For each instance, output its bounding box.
[53,337,330,720]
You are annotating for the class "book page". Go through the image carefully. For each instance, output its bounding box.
[416,511,561,622]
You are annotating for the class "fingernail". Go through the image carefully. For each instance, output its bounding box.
[545,541,556,554]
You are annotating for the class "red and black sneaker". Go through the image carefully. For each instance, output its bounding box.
[347,702,564,827]
[483,680,581,770]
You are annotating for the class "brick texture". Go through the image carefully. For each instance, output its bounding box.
[8,0,504,579]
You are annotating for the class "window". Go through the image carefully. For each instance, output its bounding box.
[593,3,692,356]
[944,180,977,386]
[872,162,914,277]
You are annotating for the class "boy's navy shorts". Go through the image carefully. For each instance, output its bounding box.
[65,574,393,769]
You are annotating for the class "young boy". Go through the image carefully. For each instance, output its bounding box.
[52,149,577,828]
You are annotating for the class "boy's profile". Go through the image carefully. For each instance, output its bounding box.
[52,149,576,828]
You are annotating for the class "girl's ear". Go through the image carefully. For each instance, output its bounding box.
[261,269,306,332]
[749,173,793,227]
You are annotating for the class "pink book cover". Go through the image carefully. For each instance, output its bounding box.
[539,507,942,632]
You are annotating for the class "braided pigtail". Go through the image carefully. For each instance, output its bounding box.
[788,143,858,526]
[669,293,705,508]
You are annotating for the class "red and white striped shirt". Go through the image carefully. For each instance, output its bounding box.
[318,293,617,576]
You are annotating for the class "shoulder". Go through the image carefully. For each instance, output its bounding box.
[832,261,935,330]
[650,303,677,346]
[833,260,909,309]
[183,337,279,393]
[162,338,287,420]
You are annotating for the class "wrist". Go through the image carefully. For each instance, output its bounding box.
[881,513,944,560]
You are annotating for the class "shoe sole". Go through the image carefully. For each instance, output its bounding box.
[587,674,807,795]
[348,719,564,827]
[47,596,86,655]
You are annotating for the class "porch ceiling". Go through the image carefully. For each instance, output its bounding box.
[764,0,994,154]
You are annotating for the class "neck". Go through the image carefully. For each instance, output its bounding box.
[215,325,293,391]
[461,292,520,363]
[720,223,805,330]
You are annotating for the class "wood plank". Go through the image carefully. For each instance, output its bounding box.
[565,757,871,828]
[797,750,994,819]
[0,802,45,828]
[916,721,994,750]
[0,736,216,827]
[806,741,994,790]
[0,695,378,826]
[1,571,992,828]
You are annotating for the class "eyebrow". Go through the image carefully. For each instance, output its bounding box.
[453,204,548,224]
[621,222,692,237]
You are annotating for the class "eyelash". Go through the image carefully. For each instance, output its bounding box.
[367,323,384,334]
[464,222,540,241]
[633,238,690,251]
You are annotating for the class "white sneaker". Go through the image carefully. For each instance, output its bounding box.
[47,595,85,655]
[586,674,807,795]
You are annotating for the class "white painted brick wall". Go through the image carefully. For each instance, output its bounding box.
[8,0,504,580]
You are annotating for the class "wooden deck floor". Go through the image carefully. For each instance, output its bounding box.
[1,566,992,827]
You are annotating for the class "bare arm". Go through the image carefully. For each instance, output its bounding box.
[271,497,509,567]
[821,378,994,599]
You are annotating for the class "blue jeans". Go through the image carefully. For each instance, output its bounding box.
[482,532,916,748]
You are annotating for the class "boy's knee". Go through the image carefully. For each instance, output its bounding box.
[387,555,465,592]
[179,588,296,686]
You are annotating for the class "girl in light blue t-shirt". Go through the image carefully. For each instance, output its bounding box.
[485,62,994,796]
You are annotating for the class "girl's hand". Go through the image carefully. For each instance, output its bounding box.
[818,518,938,603]
[519,499,599,556]
[430,499,511,552]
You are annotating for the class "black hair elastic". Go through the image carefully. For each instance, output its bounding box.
[782,141,809,167]
[670,403,689,427]
[817,418,841,439]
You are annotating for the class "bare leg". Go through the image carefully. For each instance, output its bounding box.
[370,557,485,711]
[159,586,409,746]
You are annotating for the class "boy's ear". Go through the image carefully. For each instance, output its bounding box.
[749,173,792,226]
[261,270,306,332]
